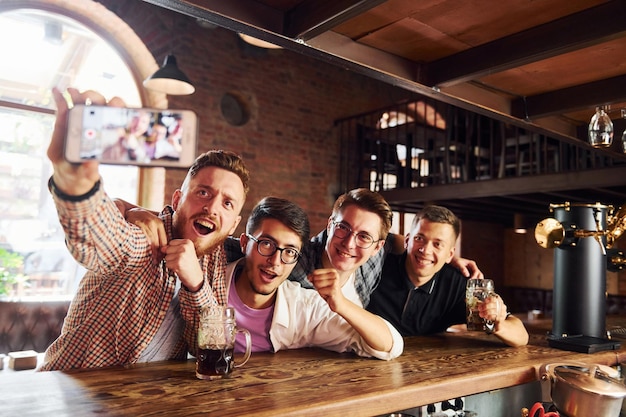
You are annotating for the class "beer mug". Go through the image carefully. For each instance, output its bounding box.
[465,278,497,331]
[196,305,251,380]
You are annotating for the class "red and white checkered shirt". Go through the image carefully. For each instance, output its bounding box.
[40,181,227,371]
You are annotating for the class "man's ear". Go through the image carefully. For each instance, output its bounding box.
[371,238,385,255]
[228,216,242,235]
[446,246,456,263]
[326,216,334,232]
[240,232,249,253]
[171,189,182,210]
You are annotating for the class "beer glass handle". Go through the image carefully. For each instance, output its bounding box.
[234,328,251,368]
[485,291,500,329]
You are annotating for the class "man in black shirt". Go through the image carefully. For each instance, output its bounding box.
[367,205,528,347]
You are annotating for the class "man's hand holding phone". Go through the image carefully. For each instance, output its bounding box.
[49,87,125,197]
[64,98,197,168]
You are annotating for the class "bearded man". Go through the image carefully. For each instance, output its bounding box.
[40,87,249,371]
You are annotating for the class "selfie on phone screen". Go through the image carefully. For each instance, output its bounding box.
[66,105,197,167]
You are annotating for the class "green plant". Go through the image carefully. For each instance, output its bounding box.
[0,248,25,296]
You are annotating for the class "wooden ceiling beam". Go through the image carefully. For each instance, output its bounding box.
[285,0,385,40]
[511,74,626,119]
[147,0,386,43]
[143,1,626,150]
[424,1,626,88]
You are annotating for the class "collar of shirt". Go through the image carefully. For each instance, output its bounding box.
[399,252,437,294]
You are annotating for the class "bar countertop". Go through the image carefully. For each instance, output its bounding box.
[3,317,626,417]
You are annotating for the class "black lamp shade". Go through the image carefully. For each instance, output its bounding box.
[143,54,195,95]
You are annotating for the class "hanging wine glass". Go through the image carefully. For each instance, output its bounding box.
[588,106,613,147]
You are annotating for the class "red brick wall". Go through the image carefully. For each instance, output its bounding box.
[99,0,412,235]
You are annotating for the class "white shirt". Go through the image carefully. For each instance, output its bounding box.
[341,272,362,307]
[226,259,403,360]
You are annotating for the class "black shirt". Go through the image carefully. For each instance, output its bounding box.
[367,252,467,336]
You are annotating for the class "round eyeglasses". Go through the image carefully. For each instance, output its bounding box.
[246,234,300,264]
[330,221,381,249]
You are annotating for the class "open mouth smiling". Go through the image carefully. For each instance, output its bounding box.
[193,219,215,236]
[415,255,434,265]
[334,246,354,258]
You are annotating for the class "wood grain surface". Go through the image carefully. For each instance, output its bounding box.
[3,319,626,417]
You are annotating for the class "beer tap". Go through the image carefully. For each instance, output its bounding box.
[535,203,626,270]
[534,201,624,352]
[607,205,626,248]
[534,218,606,251]
[608,251,626,272]
[592,207,606,256]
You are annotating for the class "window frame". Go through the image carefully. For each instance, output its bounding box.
[0,0,168,300]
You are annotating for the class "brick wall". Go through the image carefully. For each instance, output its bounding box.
[99,0,414,235]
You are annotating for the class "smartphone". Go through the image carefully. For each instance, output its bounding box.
[65,105,198,167]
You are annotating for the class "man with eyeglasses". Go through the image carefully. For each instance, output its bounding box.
[120,188,481,308]
[287,188,483,307]
[224,196,403,359]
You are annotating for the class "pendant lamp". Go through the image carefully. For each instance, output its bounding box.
[143,54,195,95]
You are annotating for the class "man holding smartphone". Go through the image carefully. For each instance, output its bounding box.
[40,87,249,371]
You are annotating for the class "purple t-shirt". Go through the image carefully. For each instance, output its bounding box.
[228,272,275,353]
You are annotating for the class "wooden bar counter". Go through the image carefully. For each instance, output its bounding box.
[3,318,626,417]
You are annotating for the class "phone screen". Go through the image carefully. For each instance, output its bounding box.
[66,105,197,167]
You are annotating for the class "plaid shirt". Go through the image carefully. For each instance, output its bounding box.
[281,230,391,307]
[40,181,225,371]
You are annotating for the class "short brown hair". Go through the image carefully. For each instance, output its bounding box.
[331,188,393,240]
[411,205,460,239]
[182,150,250,196]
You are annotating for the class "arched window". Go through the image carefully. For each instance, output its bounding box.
[0,3,162,300]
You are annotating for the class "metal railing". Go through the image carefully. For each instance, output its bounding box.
[337,97,626,192]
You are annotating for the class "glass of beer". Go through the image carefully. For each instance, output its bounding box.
[196,305,251,380]
[465,278,497,331]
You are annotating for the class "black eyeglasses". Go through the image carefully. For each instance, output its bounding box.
[246,234,300,264]
[330,221,381,249]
